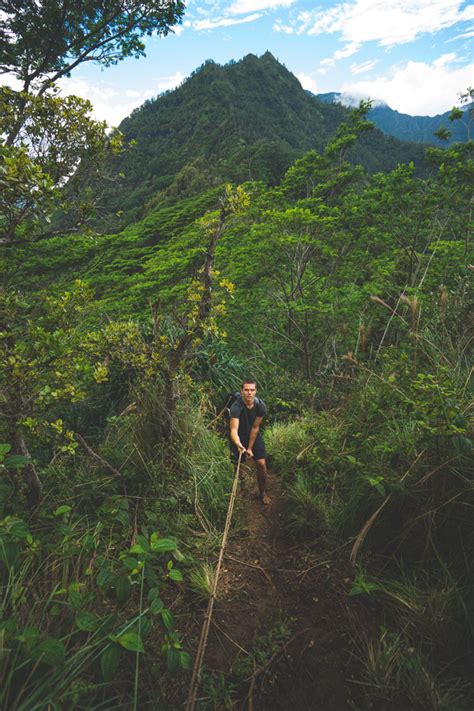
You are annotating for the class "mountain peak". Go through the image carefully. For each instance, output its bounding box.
[104,57,429,226]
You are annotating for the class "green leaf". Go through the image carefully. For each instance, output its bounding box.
[76,611,99,632]
[0,444,12,458]
[97,568,114,589]
[117,631,144,653]
[101,644,121,681]
[161,609,174,630]
[115,509,129,527]
[15,626,39,651]
[135,534,149,551]
[33,639,65,668]
[121,556,140,572]
[129,544,145,554]
[54,505,72,517]
[180,651,191,670]
[5,454,29,469]
[149,597,164,614]
[167,646,180,671]
[168,568,183,582]
[149,537,177,554]
[140,616,152,637]
[452,435,473,452]
[115,576,131,603]
[9,521,30,539]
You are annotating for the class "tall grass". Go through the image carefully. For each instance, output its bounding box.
[0,377,232,708]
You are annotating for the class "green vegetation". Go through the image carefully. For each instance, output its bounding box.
[1,6,473,706]
[91,52,430,228]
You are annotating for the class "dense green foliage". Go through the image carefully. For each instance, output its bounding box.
[1,14,473,706]
[0,0,184,95]
[95,52,429,227]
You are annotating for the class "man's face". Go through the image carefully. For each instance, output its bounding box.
[241,382,257,405]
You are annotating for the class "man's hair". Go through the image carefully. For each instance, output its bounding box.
[241,378,257,388]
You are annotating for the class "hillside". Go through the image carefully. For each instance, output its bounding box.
[99,52,428,225]
[316,91,472,145]
[3,11,474,708]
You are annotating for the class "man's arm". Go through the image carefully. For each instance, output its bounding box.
[230,417,246,453]
[247,416,263,456]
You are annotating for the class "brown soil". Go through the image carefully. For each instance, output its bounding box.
[179,464,359,710]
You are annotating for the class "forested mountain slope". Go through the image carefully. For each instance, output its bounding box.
[317,90,472,145]
[99,52,428,225]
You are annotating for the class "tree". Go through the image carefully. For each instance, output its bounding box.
[0,0,184,496]
[0,87,122,244]
[0,0,185,97]
[1,1,184,151]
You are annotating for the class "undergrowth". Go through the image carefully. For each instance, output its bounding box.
[266,283,474,709]
[0,379,231,709]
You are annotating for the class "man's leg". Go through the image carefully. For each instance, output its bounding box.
[255,458,270,504]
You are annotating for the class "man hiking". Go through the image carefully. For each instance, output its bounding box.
[229,379,270,505]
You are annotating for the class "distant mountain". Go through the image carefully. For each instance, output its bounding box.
[315,91,471,145]
[100,53,429,224]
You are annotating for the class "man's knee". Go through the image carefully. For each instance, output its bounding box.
[256,458,266,468]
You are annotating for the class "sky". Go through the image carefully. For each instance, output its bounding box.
[60,0,474,127]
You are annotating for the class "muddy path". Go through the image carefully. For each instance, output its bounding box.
[182,464,358,710]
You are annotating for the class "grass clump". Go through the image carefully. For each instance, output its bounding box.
[188,562,216,603]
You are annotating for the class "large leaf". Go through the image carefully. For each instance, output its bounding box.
[76,611,99,632]
[96,568,114,589]
[117,631,144,653]
[33,639,65,668]
[180,651,191,670]
[115,576,131,603]
[54,505,72,517]
[0,443,12,458]
[101,644,121,681]
[161,609,174,630]
[149,536,177,554]
[4,454,29,469]
[149,597,164,614]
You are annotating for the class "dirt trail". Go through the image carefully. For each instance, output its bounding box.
[195,465,355,710]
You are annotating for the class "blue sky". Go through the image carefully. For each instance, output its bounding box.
[61,0,473,126]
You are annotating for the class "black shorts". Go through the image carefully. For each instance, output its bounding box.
[230,433,266,463]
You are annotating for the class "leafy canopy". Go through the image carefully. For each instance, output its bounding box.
[0,0,185,92]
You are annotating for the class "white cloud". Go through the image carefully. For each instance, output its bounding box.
[341,54,474,114]
[296,72,318,93]
[433,52,458,67]
[452,28,474,39]
[297,0,474,47]
[192,12,262,29]
[350,59,379,74]
[338,91,387,107]
[320,41,361,67]
[58,73,185,127]
[273,21,294,33]
[228,0,295,13]
[171,23,185,36]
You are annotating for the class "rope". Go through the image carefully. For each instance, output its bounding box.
[185,449,244,711]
